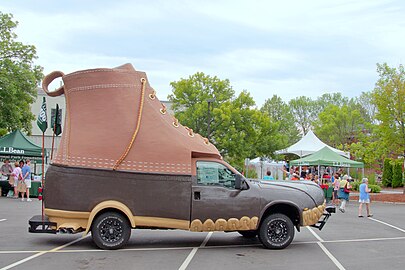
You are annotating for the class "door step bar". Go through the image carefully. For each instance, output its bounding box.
[311,206,335,230]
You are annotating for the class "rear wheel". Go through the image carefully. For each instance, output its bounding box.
[258,213,294,249]
[91,212,131,250]
[238,230,258,238]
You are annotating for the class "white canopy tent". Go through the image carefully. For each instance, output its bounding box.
[276,130,350,158]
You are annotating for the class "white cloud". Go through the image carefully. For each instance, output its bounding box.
[1,0,404,105]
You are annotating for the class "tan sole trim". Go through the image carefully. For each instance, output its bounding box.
[302,203,326,226]
[190,216,259,232]
[45,208,259,232]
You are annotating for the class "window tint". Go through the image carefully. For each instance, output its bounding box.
[197,161,236,189]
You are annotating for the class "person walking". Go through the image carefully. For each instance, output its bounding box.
[21,159,32,201]
[11,162,22,199]
[338,175,351,213]
[358,178,373,218]
[333,173,341,206]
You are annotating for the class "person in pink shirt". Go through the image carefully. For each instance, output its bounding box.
[333,173,340,206]
[11,162,22,199]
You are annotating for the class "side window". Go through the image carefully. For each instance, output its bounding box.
[196,161,236,189]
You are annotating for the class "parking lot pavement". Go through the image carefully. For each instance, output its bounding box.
[1,197,405,270]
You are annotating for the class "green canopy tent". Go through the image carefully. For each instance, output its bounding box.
[290,146,364,180]
[290,146,364,168]
[0,130,44,162]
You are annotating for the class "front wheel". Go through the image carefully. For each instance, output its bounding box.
[91,212,131,250]
[258,213,295,249]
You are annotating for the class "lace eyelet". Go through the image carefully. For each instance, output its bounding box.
[149,90,156,100]
[172,121,179,127]
[160,108,167,115]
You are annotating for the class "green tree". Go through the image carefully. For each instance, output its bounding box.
[349,124,387,168]
[213,91,281,169]
[382,158,393,187]
[288,96,317,135]
[314,103,364,149]
[0,12,43,136]
[372,63,405,157]
[169,73,282,170]
[260,95,300,147]
[355,91,377,124]
[315,92,349,113]
[168,72,234,138]
[392,160,403,188]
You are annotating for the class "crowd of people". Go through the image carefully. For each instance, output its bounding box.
[261,166,373,218]
[0,159,32,201]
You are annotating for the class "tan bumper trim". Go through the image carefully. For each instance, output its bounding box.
[302,203,326,226]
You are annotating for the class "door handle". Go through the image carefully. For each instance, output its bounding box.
[194,191,201,200]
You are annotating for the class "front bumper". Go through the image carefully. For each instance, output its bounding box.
[303,203,335,230]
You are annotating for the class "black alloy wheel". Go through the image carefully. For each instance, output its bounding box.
[258,213,294,249]
[91,212,131,250]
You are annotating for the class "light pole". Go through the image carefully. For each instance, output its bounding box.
[207,98,215,140]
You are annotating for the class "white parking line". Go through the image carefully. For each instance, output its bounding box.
[178,232,212,270]
[317,242,346,270]
[368,217,405,233]
[0,235,88,270]
[0,219,7,222]
[307,227,346,270]
[307,226,324,242]
[0,235,405,256]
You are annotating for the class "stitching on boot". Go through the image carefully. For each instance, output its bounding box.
[67,84,138,93]
[63,68,136,78]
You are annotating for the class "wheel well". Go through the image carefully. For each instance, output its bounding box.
[261,203,300,228]
[92,208,132,228]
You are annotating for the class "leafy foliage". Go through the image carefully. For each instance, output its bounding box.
[260,95,300,148]
[369,184,381,193]
[169,72,282,170]
[314,103,364,149]
[0,12,43,136]
[372,63,405,157]
[382,158,392,187]
[288,96,317,135]
[392,160,404,188]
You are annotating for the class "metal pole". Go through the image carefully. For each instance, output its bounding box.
[207,101,211,140]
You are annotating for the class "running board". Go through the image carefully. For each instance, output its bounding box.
[311,206,335,231]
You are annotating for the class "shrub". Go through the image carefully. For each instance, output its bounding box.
[246,169,258,179]
[365,173,377,185]
[369,184,381,193]
[351,181,361,192]
[382,158,393,187]
[392,160,404,188]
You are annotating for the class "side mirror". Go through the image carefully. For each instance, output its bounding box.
[235,174,248,190]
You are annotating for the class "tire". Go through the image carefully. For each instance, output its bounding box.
[91,212,131,250]
[238,230,258,238]
[258,213,295,249]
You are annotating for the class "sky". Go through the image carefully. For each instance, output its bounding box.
[1,0,405,106]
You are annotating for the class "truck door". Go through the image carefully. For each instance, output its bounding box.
[191,160,261,231]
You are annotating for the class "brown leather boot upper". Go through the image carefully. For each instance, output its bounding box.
[42,63,221,175]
